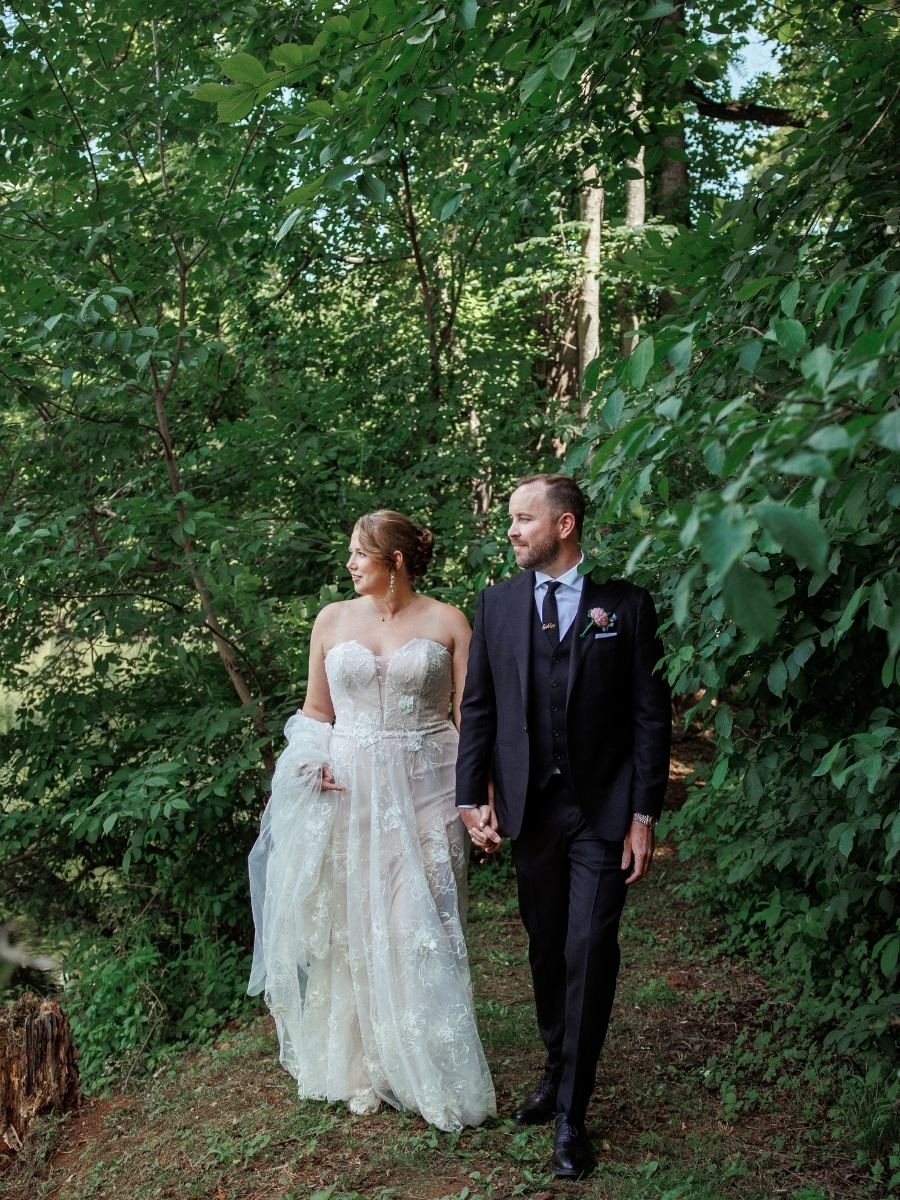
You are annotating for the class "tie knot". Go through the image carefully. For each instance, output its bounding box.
[546,580,562,594]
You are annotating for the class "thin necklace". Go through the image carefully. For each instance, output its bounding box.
[368,595,415,622]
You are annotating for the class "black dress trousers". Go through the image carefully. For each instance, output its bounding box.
[511,775,628,1124]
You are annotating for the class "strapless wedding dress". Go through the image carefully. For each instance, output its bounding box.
[247,638,496,1131]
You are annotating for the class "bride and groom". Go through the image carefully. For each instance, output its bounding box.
[248,474,671,1178]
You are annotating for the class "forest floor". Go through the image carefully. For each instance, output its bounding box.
[1,731,874,1200]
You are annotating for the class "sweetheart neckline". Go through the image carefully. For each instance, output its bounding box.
[324,637,451,665]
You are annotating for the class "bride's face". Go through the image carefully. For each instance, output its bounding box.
[347,531,391,596]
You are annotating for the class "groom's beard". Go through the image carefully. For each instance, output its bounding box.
[513,531,564,572]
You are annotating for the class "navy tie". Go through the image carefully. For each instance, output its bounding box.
[542,581,562,647]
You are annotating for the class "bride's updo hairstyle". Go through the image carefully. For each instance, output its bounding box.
[354,510,435,582]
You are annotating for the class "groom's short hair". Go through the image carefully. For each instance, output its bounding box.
[516,473,585,538]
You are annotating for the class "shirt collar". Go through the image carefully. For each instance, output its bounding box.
[534,555,585,591]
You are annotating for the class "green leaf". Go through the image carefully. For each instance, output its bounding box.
[754,502,828,572]
[767,658,787,697]
[673,565,699,628]
[874,410,900,451]
[834,582,872,642]
[737,276,780,301]
[221,53,268,86]
[358,172,387,204]
[306,100,334,118]
[548,46,576,80]
[604,389,625,428]
[583,358,603,391]
[324,164,357,188]
[780,280,800,317]
[270,43,315,68]
[743,766,763,803]
[723,563,778,641]
[217,89,257,124]
[801,345,833,390]
[699,509,754,574]
[459,0,478,29]
[773,318,806,356]
[193,82,236,102]
[711,759,729,788]
[283,173,327,206]
[628,336,654,389]
[637,0,674,18]
[882,937,900,977]
[667,335,692,374]
[274,209,302,243]
[440,193,462,221]
[520,66,548,102]
[738,340,762,373]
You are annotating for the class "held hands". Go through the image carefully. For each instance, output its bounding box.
[622,818,655,884]
[460,784,503,853]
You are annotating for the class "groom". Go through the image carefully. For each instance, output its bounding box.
[456,474,671,1178]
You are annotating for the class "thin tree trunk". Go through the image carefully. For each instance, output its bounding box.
[618,134,646,358]
[657,7,690,227]
[578,165,604,389]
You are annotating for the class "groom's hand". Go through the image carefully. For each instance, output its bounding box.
[460,803,503,853]
[622,819,654,884]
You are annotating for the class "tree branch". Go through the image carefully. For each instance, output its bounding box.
[685,81,808,128]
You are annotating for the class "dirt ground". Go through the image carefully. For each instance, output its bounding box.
[0,724,870,1200]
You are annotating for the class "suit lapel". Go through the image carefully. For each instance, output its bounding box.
[566,575,627,704]
[510,571,535,714]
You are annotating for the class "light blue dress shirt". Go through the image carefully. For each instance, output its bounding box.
[533,557,585,639]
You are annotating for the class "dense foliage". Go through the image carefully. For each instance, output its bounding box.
[2,0,899,1083]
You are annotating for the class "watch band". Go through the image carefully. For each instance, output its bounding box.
[632,813,657,829]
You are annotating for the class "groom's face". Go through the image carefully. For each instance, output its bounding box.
[508,484,564,571]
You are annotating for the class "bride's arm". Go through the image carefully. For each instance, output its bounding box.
[302,612,336,725]
[448,607,472,732]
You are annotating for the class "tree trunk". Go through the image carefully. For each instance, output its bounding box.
[577,165,604,389]
[1,995,81,1156]
[657,7,690,227]
[618,140,645,358]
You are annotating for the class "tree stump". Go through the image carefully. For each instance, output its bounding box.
[0,993,81,1155]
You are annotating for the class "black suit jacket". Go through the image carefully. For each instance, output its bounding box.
[455,571,671,841]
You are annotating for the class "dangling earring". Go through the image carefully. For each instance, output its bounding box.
[383,571,394,621]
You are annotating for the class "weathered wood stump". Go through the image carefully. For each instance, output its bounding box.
[0,993,81,1155]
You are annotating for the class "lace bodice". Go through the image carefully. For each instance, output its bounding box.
[325,639,453,735]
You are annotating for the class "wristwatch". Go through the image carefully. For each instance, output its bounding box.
[632,813,657,829]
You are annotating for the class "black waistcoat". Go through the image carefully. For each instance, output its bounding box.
[528,597,575,791]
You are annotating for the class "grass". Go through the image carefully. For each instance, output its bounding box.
[0,732,881,1199]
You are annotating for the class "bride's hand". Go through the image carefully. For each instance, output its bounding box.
[460,802,503,853]
[319,765,344,792]
[300,763,344,791]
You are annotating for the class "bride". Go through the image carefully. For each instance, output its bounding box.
[247,510,496,1131]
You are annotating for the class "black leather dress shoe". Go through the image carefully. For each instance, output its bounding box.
[512,1077,557,1126]
[551,1113,596,1179]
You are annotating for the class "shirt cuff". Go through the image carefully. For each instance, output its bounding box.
[457,804,477,809]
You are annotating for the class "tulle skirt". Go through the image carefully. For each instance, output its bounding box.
[247,713,496,1131]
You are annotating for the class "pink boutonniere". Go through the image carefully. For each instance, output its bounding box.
[579,607,618,640]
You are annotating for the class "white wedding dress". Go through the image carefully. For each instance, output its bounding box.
[247,638,496,1131]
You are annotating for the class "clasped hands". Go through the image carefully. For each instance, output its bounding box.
[460,789,655,883]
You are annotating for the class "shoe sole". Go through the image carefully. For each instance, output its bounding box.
[552,1166,595,1179]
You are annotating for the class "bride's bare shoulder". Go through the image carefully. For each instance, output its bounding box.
[313,598,357,632]
[419,596,471,635]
